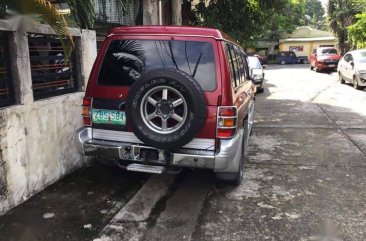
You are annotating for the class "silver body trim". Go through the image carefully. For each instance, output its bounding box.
[76,127,242,171]
[92,128,215,151]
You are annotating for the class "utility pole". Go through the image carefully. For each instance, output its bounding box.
[171,0,182,25]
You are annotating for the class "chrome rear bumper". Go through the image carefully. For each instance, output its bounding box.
[76,127,242,172]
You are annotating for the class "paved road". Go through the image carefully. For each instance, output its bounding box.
[191,65,366,241]
[2,64,366,241]
[102,64,365,241]
[0,164,148,241]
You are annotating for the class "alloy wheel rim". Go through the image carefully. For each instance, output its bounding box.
[140,85,188,134]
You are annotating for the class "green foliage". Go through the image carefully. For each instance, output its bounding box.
[348,12,366,48]
[327,0,365,54]
[194,0,308,47]
[67,0,95,30]
[0,0,74,60]
[305,0,325,25]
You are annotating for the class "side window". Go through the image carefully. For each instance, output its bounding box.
[349,55,354,62]
[233,46,244,84]
[242,54,250,81]
[229,45,239,87]
[225,44,236,88]
[344,54,351,62]
[289,52,296,58]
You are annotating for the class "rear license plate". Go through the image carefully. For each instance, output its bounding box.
[92,109,126,125]
[329,64,336,67]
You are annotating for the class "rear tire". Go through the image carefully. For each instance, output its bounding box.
[214,131,245,186]
[353,76,362,90]
[302,59,309,64]
[310,64,314,70]
[338,73,345,84]
[257,82,264,93]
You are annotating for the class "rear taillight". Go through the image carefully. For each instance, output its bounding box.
[82,97,92,126]
[217,106,237,139]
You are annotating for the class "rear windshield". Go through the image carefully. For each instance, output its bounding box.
[97,40,217,91]
[318,48,338,55]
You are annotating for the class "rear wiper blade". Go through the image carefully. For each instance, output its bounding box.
[192,52,202,78]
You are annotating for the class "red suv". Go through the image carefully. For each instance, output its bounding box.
[309,47,342,72]
[76,26,256,185]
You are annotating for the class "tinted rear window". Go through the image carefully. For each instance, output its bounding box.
[98,40,217,91]
[318,48,338,55]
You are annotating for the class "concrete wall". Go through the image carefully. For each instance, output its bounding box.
[0,19,97,215]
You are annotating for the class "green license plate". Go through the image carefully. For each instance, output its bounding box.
[92,109,126,125]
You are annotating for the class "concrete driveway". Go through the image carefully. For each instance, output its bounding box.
[1,64,366,241]
[96,64,366,241]
[191,65,366,241]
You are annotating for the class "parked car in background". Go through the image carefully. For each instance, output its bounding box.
[76,26,256,185]
[310,47,342,72]
[248,56,265,93]
[338,49,366,90]
[247,52,268,65]
[276,51,309,65]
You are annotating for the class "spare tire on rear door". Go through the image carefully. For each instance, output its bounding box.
[126,68,207,150]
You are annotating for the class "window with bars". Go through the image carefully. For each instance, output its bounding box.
[28,34,78,100]
[0,32,14,108]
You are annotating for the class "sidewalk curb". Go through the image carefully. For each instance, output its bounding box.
[94,173,178,241]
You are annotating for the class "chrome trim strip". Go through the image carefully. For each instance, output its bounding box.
[92,129,215,150]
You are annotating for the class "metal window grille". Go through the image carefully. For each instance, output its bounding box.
[94,0,142,26]
[28,34,78,100]
[0,32,14,108]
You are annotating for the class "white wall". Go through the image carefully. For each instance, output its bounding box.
[0,20,97,215]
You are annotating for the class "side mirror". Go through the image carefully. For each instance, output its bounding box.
[350,61,354,68]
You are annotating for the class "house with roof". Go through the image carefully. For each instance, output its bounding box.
[279,26,337,57]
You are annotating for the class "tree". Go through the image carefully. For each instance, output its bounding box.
[348,12,366,48]
[328,0,364,54]
[67,0,95,30]
[195,0,306,47]
[305,0,325,27]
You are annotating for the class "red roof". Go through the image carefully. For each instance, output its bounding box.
[109,25,232,41]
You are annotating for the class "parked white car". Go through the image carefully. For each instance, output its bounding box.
[338,49,366,90]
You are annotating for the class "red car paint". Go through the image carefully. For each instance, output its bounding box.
[310,47,342,71]
[84,26,255,140]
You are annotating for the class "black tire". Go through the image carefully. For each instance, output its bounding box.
[338,72,345,84]
[310,64,314,70]
[353,76,362,90]
[126,68,207,150]
[214,129,245,186]
[257,86,264,93]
